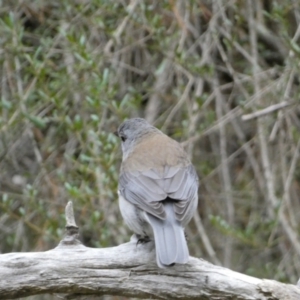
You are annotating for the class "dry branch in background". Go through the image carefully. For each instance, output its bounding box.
[241,101,293,121]
[0,202,300,300]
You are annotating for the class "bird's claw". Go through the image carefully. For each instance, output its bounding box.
[136,234,151,246]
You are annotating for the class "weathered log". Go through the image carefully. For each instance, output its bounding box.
[0,202,299,300]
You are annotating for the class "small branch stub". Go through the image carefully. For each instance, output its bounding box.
[65,201,78,228]
[57,201,81,247]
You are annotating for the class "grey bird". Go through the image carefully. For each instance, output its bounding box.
[116,118,199,268]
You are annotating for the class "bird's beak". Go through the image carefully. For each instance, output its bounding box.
[113,131,119,137]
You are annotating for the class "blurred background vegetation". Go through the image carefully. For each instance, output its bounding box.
[0,0,300,299]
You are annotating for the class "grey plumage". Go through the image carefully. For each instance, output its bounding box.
[145,202,189,267]
[116,118,199,267]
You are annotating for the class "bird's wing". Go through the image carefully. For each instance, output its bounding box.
[118,164,198,221]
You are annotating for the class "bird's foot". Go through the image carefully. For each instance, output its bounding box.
[136,234,151,246]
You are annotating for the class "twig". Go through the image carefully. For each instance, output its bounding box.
[242,101,292,121]
[104,0,139,54]
[214,74,234,267]
[247,0,277,216]
[269,69,295,141]
[211,7,235,264]
[145,58,173,124]
[280,139,300,228]
[161,75,194,131]
[193,212,221,266]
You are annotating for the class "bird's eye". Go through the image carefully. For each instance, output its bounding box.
[121,136,127,142]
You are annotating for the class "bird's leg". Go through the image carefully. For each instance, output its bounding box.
[184,230,189,241]
[136,234,151,246]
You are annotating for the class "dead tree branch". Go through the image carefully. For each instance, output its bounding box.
[0,202,299,300]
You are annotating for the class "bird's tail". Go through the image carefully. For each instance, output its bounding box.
[146,202,189,268]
